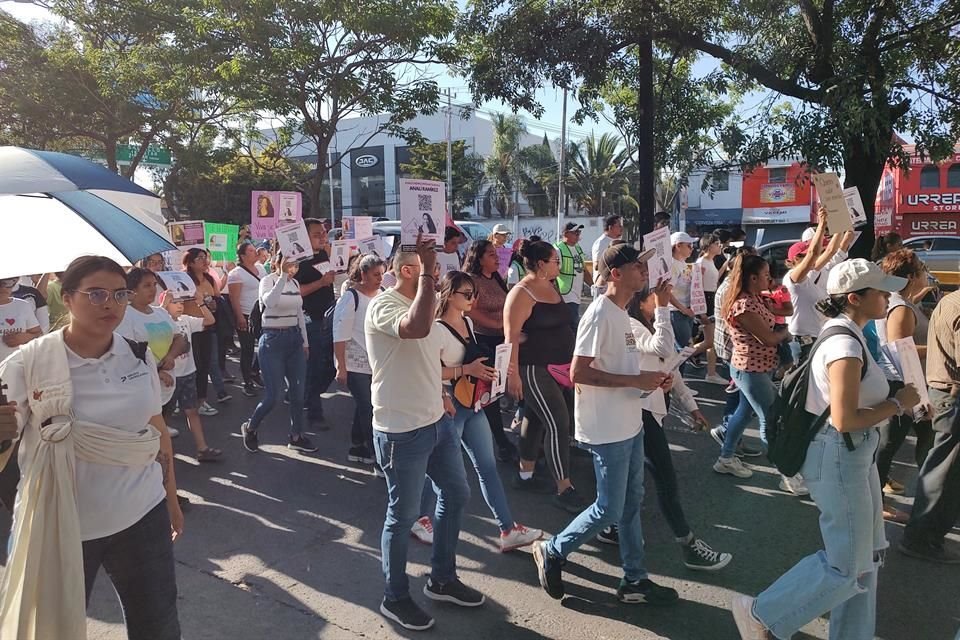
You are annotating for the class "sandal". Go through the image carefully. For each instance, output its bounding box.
[196,447,223,462]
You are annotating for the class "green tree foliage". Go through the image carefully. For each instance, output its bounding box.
[566,132,638,219]
[399,140,485,217]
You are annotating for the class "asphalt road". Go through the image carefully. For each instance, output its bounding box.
[1,366,958,640]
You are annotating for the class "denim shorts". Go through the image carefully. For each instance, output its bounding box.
[170,372,198,410]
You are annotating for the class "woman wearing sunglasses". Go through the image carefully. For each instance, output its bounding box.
[0,256,182,639]
[0,276,42,364]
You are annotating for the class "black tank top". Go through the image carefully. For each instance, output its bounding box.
[518,288,575,366]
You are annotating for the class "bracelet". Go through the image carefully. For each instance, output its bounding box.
[888,397,905,417]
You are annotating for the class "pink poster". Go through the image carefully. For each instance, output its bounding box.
[496,247,512,279]
[251,191,302,240]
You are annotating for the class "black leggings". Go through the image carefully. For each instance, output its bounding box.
[642,410,691,539]
[877,413,934,486]
[475,333,511,448]
[238,324,257,384]
[191,329,213,400]
[519,364,572,483]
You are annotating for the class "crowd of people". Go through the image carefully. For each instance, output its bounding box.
[0,212,957,640]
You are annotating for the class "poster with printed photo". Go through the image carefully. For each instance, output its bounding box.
[357,236,382,257]
[155,271,197,300]
[491,343,512,399]
[642,226,672,287]
[843,186,867,228]
[275,220,312,262]
[251,191,302,240]
[330,240,350,271]
[167,220,206,252]
[342,216,374,242]
[278,192,300,224]
[399,179,444,251]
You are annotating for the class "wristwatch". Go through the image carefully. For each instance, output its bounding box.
[888,397,905,417]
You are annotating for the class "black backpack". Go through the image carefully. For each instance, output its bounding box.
[766,325,866,476]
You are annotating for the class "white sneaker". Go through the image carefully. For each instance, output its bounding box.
[410,516,434,545]
[499,523,543,552]
[198,401,219,417]
[167,427,180,438]
[779,474,810,496]
[731,595,770,639]
[713,456,753,478]
[705,373,729,385]
[688,388,700,397]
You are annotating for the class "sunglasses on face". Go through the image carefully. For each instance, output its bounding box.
[454,290,477,301]
[73,288,134,305]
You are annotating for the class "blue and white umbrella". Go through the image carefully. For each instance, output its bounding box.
[0,146,175,278]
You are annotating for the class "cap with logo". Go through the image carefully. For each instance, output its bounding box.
[564,222,584,233]
[598,244,656,278]
[826,258,907,295]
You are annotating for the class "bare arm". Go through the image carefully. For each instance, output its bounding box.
[570,354,667,390]
[813,232,843,272]
[789,212,827,284]
[828,358,903,432]
[735,311,790,347]
[886,306,926,359]
[148,413,183,540]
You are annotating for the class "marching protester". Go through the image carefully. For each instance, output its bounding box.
[591,214,623,268]
[533,244,675,604]
[0,276,42,364]
[733,259,919,640]
[294,218,338,430]
[555,222,593,331]
[871,231,903,263]
[463,239,517,461]
[425,270,543,552]
[366,240,483,632]
[160,290,223,462]
[489,223,512,249]
[334,254,386,467]
[228,243,264,398]
[241,252,315,453]
[11,276,50,334]
[504,240,584,512]
[182,248,224,417]
[899,282,960,564]
[0,256,182,639]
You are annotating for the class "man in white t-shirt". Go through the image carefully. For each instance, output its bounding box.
[365,237,482,631]
[0,278,42,364]
[533,243,677,605]
[591,215,623,298]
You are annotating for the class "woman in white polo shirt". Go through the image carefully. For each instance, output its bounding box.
[0,256,182,639]
[228,243,264,397]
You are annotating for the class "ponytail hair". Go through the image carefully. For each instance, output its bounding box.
[720,254,768,320]
[871,232,902,262]
[522,240,555,273]
[815,288,870,318]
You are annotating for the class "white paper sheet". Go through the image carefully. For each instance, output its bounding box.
[642,226,672,286]
[399,179,445,251]
[156,271,196,300]
[275,220,312,262]
[491,343,512,399]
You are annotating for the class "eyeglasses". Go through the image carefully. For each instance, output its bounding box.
[72,288,134,305]
[454,290,477,301]
[547,258,561,264]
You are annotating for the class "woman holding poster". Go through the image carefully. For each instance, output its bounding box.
[182,249,222,418]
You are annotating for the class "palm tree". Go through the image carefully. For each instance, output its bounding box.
[519,134,558,217]
[482,113,526,218]
[566,132,638,218]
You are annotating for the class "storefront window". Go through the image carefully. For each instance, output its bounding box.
[920,165,940,189]
[948,163,960,188]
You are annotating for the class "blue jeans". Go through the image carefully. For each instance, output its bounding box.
[724,366,776,454]
[304,319,334,421]
[754,426,885,640]
[420,399,515,533]
[670,311,695,349]
[374,416,470,601]
[545,432,648,582]
[249,327,306,437]
[346,372,373,448]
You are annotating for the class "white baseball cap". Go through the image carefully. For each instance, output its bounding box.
[670,231,696,246]
[826,259,907,295]
[801,227,816,242]
[492,224,512,235]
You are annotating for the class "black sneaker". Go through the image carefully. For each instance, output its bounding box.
[682,537,733,571]
[736,442,764,458]
[348,445,375,464]
[223,374,237,384]
[309,416,330,432]
[553,487,586,514]
[898,538,960,564]
[379,597,434,631]
[251,373,265,388]
[241,420,259,453]
[496,441,518,462]
[597,525,619,545]
[513,473,555,494]
[616,578,679,605]
[217,391,233,403]
[288,435,318,453]
[242,384,256,398]
[423,577,486,607]
[532,541,565,600]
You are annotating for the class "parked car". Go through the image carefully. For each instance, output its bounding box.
[369,219,492,260]
[902,236,960,287]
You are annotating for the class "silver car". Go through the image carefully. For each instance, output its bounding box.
[902,236,960,286]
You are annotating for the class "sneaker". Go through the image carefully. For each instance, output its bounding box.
[309,417,330,432]
[688,356,705,370]
[513,473,555,494]
[898,538,960,564]
[731,595,769,639]
[423,577,486,607]
[198,401,219,417]
[884,478,906,495]
[616,578,679,605]
[736,442,764,458]
[240,420,258,453]
[710,426,726,447]
[242,384,256,398]
[167,426,180,439]
[288,435,318,453]
[553,487,586,514]
[779,474,809,496]
[597,525,619,545]
[217,391,233,403]
[725,380,738,394]
[497,441,518,462]
[705,373,728,385]
[410,516,434,545]
[347,445,375,465]
[688,388,700,397]
[251,373,265,388]
[532,541,565,599]
[713,456,753,478]
[380,597,434,631]
[223,374,237,384]
[499,524,543,552]
[683,537,733,571]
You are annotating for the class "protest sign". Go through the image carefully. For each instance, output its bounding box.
[491,343,512,400]
[357,236,382,257]
[167,220,206,251]
[690,264,708,315]
[204,222,238,262]
[437,251,462,279]
[156,271,196,300]
[399,179,444,251]
[342,216,373,241]
[843,187,868,227]
[275,220,312,262]
[251,191,302,240]
[887,337,931,420]
[812,173,853,233]
[278,192,300,224]
[642,226,672,286]
[330,240,350,271]
[661,346,697,374]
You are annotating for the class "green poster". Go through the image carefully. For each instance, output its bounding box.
[205,222,239,262]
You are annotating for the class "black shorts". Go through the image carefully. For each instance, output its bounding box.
[705,291,716,318]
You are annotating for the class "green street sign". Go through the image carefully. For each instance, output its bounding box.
[116,144,172,167]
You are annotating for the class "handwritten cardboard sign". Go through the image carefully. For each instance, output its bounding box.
[812,173,853,233]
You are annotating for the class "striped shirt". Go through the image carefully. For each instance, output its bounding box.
[258,272,308,345]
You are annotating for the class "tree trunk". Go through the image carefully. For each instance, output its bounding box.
[634,31,656,239]
[105,139,118,174]
[308,138,330,220]
[840,123,892,259]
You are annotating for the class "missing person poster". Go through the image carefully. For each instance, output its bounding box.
[251,191,302,240]
[155,271,196,300]
[843,186,868,228]
[275,220,312,262]
[399,179,445,251]
[491,343,512,400]
[357,236,382,258]
[167,220,206,252]
[330,240,350,271]
[642,226,672,287]
[204,222,239,262]
[342,216,373,241]
[690,264,708,315]
[812,173,853,233]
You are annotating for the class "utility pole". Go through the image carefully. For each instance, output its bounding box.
[557,87,568,239]
[636,30,656,237]
[444,88,455,215]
